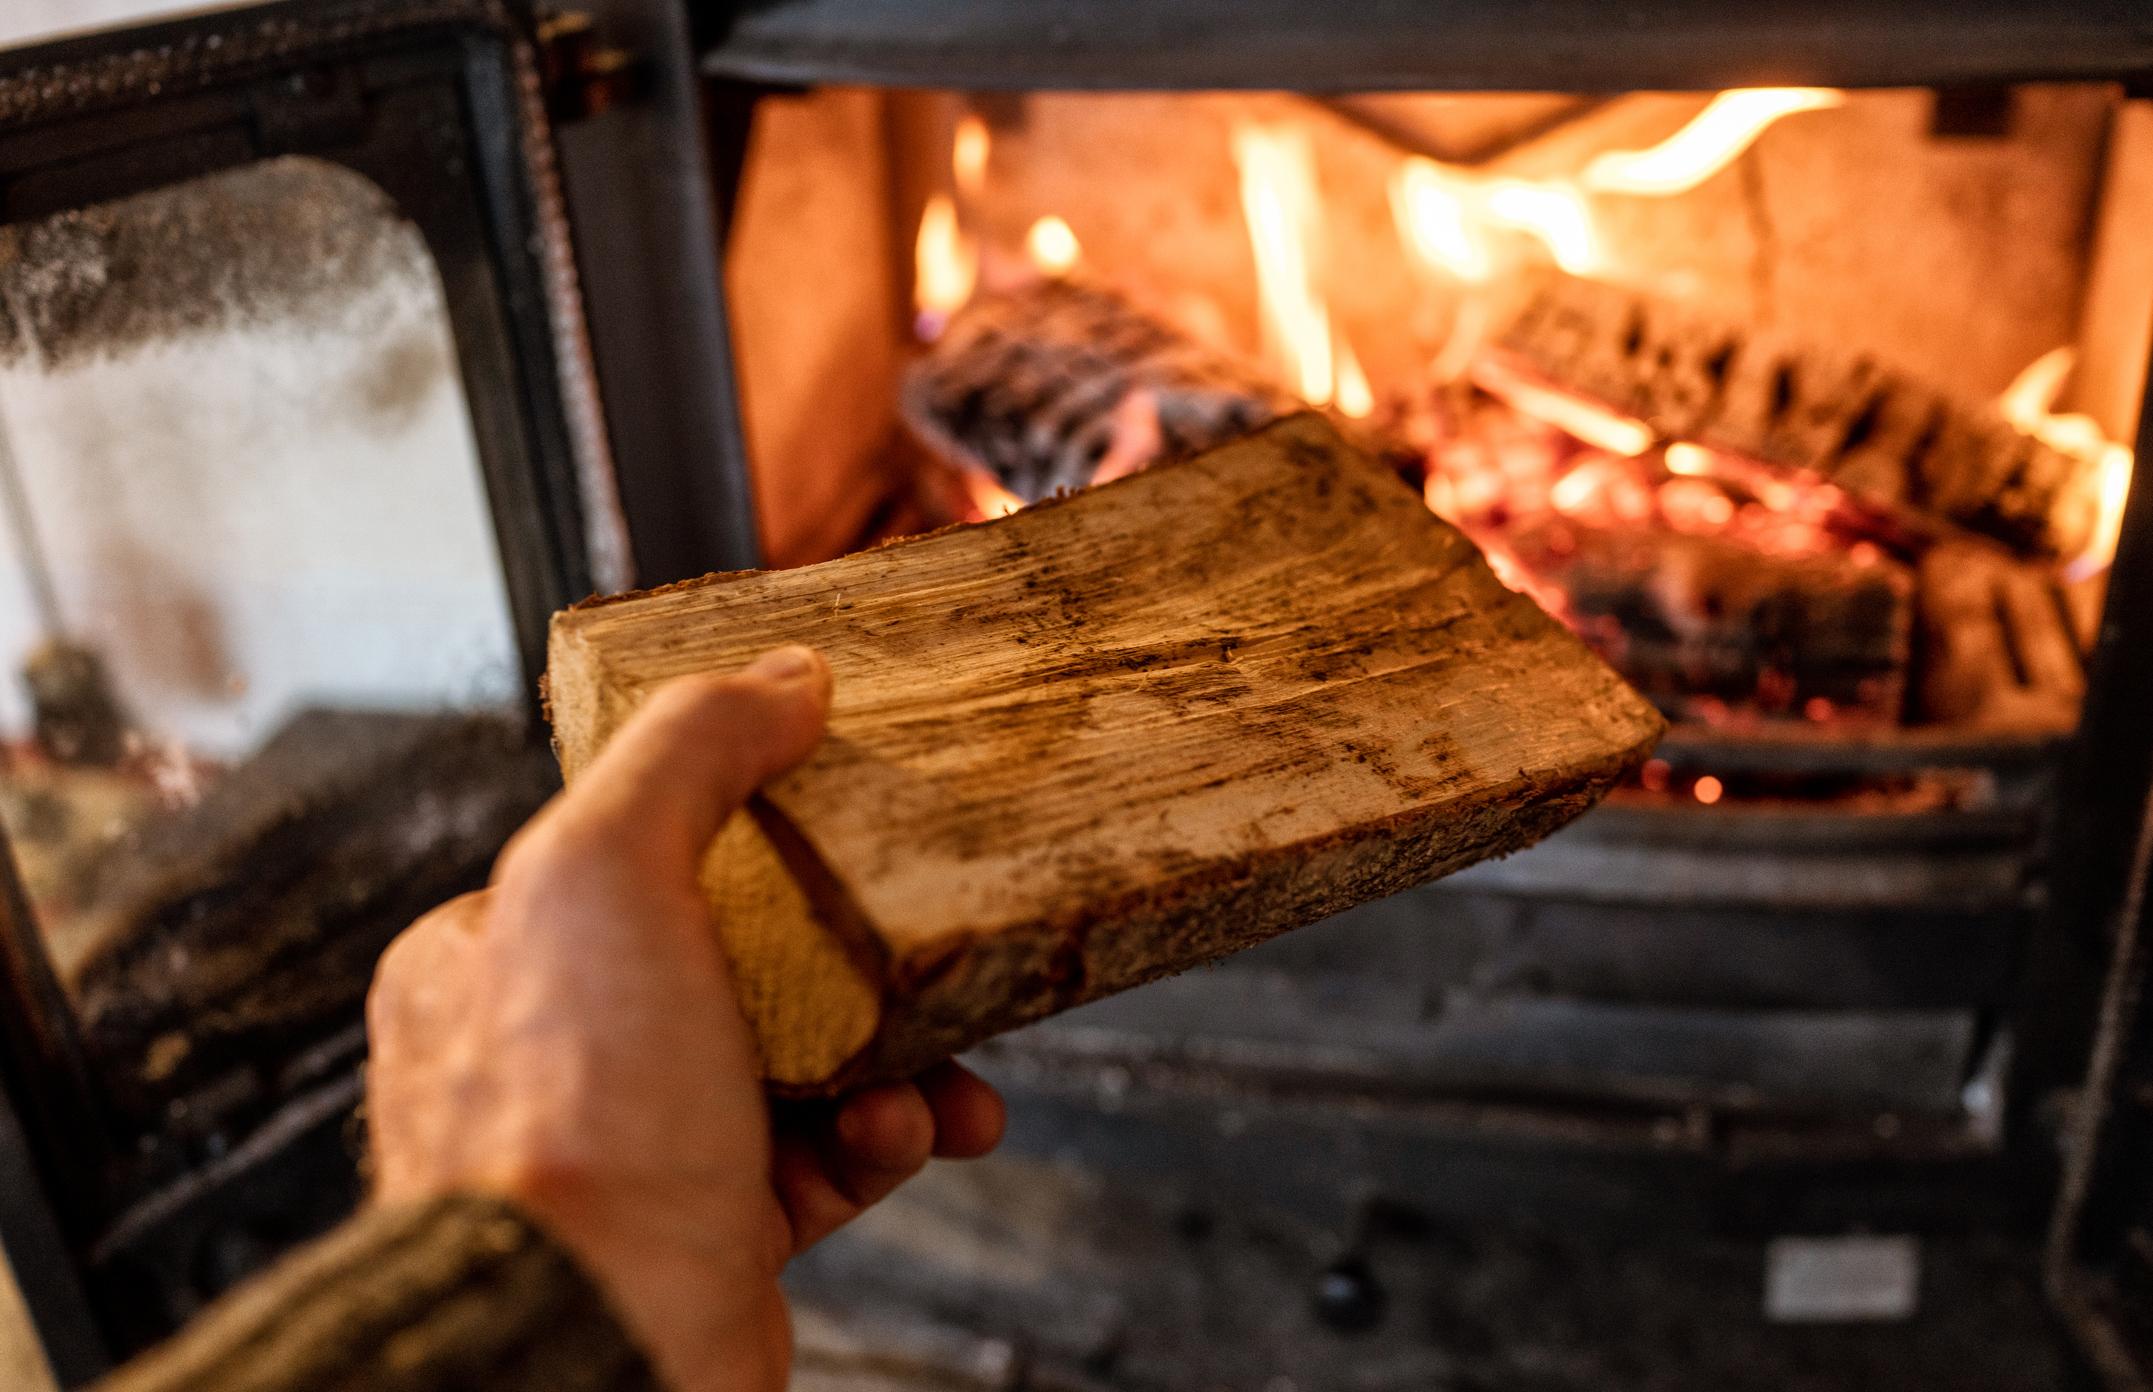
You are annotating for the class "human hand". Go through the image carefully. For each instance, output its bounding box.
[365,646,1005,1392]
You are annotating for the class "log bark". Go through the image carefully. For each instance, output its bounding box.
[1493,273,2102,559]
[547,415,1665,1095]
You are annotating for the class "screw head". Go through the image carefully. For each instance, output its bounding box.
[1312,1256,1386,1334]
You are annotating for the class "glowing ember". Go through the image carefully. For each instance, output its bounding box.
[953,115,990,196]
[913,193,977,340]
[1471,357,1654,457]
[1692,775,1724,806]
[1025,215,1081,276]
[1584,88,1845,197]
[1998,347,2135,578]
[1664,442,1715,476]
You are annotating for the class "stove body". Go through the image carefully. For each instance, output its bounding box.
[0,1,2147,1386]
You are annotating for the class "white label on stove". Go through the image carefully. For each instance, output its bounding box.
[1763,1235,1921,1323]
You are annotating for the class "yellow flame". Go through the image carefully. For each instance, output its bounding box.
[1233,123,1335,405]
[1025,215,1081,276]
[1584,88,1845,197]
[2075,448,2135,579]
[1485,180,1600,277]
[1390,159,1491,283]
[1335,333,1374,419]
[953,115,990,197]
[1999,347,2136,577]
[2000,346,2077,429]
[913,194,977,339]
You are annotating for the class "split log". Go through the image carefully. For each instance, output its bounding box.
[902,279,1292,503]
[1510,520,1914,725]
[547,415,1664,1095]
[1493,273,2102,559]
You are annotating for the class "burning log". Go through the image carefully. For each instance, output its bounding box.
[902,279,1292,503]
[1914,540,2086,731]
[1509,520,1914,725]
[546,415,1664,1096]
[1493,274,2103,559]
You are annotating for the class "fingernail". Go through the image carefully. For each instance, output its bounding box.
[746,644,821,682]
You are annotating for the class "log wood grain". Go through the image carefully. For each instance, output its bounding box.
[546,415,1664,1095]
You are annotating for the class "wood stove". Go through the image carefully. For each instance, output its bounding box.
[0,0,2149,1387]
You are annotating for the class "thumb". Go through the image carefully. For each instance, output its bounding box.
[546,646,833,879]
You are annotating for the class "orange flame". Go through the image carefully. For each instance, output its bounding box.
[1584,88,1844,197]
[953,115,990,197]
[1233,123,1337,405]
[1025,214,1081,277]
[913,193,977,340]
[1999,347,2135,578]
[959,466,1023,521]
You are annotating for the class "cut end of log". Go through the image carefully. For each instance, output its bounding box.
[701,813,883,1089]
[548,415,1664,1095]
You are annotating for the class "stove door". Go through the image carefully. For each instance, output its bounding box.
[0,1,636,1377]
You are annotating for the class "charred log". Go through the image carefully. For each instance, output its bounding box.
[902,279,1292,503]
[1914,540,2087,731]
[1494,274,2101,559]
[1510,520,1915,725]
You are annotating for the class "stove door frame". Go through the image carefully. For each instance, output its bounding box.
[0,0,611,1376]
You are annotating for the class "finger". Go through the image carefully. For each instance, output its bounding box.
[917,1062,1007,1159]
[366,895,491,1192]
[769,1084,936,1253]
[831,1083,938,1182]
[366,893,489,1056]
[515,646,832,884]
[770,1127,856,1254]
